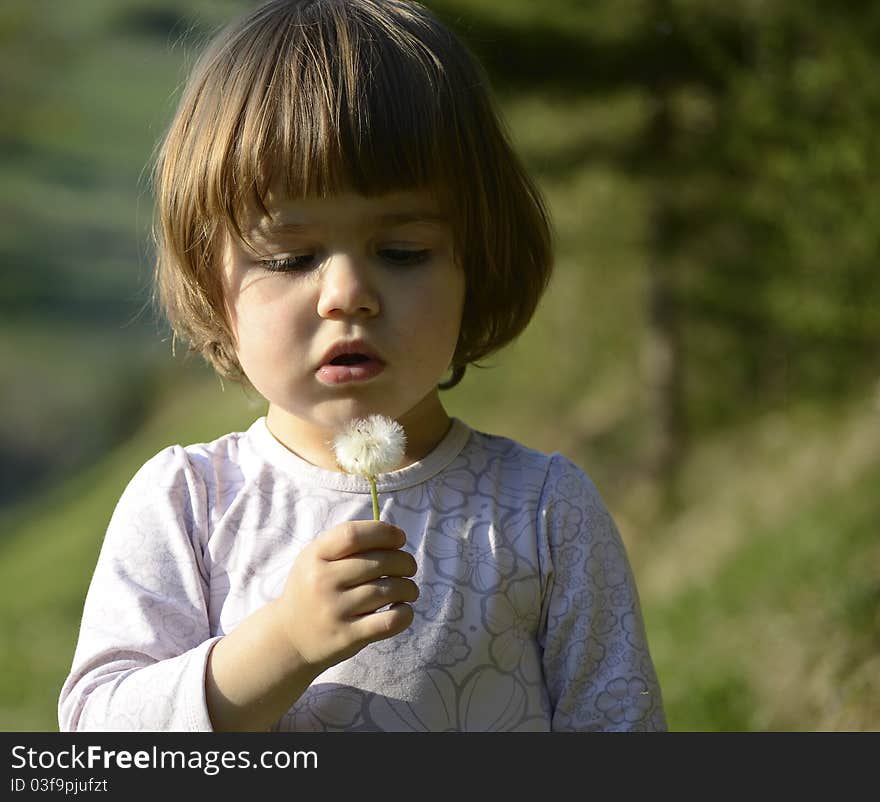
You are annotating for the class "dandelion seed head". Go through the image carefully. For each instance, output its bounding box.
[332,414,407,476]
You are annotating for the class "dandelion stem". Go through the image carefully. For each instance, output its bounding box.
[367,475,380,521]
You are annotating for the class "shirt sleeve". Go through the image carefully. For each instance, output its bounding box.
[538,455,667,731]
[58,446,220,731]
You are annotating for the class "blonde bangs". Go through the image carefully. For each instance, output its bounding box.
[199,0,466,234]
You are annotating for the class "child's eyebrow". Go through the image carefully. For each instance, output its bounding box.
[256,211,450,236]
[371,211,450,227]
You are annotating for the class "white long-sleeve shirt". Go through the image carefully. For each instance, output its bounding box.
[59,417,666,731]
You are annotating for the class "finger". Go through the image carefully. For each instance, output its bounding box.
[315,521,406,561]
[350,603,415,645]
[330,549,418,588]
[340,577,420,616]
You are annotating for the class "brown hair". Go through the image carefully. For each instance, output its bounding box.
[152,0,553,386]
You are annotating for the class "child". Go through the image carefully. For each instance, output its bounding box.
[59,0,666,732]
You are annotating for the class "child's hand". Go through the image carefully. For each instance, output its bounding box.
[272,521,419,674]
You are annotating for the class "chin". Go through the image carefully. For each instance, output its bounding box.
[313,400,399,428]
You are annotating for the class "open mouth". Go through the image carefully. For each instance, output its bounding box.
[317,341,385,384]
[329,353,371,366]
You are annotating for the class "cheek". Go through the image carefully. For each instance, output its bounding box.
[407,273,465,359]
[442,271,467,340]
[229,289,310,367]
[437,296,465,355]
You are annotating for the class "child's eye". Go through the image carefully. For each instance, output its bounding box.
[378,248,431,265]
[259,254,316,272]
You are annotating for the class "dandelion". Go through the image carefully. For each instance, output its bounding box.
[333,415,407,520]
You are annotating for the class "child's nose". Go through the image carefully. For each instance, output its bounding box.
[316,253,380,319]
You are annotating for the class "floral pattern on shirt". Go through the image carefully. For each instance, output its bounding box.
[58,419,667,732]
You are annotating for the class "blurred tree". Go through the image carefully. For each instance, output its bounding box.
[432,0,880,496]
[641,0,686,489]
[670,0,880,430]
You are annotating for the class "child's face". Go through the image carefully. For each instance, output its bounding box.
[220,188,465,468]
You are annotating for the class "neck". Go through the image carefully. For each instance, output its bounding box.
[265,391,452,472]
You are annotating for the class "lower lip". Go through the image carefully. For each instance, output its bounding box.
[316,360,385,385]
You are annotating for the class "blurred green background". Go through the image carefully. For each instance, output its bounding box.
[1,0,878,731]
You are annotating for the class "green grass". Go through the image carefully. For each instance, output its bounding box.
[644,403,880,731]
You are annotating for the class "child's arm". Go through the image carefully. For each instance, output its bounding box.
[59,448,417,732]
[204,520,417,731]
[59,447,220,731]
[538,456,667,731]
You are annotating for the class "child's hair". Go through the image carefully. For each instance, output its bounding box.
[152,0,553,387]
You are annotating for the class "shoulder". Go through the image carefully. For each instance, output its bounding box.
[465,429,616,537]
[461,427,555,500]
[178,427,251,483]
[537,454,622,554]
[459,426,605,516]
[117,426,254,515]
[464,427,598,496]
[541,452,605,510]
[103,427,258,554]
[464,427,555,476]
[130,427,247,482]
